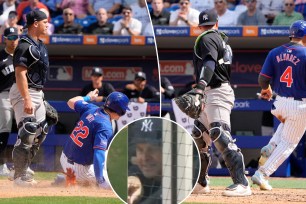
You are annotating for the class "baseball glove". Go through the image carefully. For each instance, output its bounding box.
[173,88,205,119]
[44,100,58,126]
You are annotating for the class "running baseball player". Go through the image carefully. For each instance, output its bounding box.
[251,20,306,190]
[60,91,130,188]
[174,10,251,196]
[0,27,19,176]
[9,10,57,186]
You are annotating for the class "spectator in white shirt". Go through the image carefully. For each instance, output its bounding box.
[214,0,238,26]
[131,0,151,34]
[169,0,200,26]
[113,6,142,36]
[190,0,214,13]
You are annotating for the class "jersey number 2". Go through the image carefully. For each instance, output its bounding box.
[70,120,89,147]
[280,66,293,87]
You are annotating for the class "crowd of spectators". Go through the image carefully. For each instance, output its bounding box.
[148,0,306,26]
[0,0,154,36]
[0,0,303,37]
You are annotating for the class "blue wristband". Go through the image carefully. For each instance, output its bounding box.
[83,96,90,102]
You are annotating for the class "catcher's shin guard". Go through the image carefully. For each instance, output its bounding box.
[209,122,248,186]
[13,117,38,179]
[30,120,48,160]
[198,148,211,187]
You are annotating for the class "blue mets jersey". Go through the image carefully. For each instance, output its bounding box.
[63,100,113,165]
[260,42,306,99]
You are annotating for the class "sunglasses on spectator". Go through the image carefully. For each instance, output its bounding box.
[6,35,18,41]
[214,0,224,4]
[285,3,294,6]
[180,1,189,5]
[64,13,73,16]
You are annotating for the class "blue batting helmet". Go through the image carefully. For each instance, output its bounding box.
[289,20,306,38]
[104,92,130,116]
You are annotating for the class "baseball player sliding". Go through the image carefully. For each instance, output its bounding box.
[60,90,130,188]
[252,20,306,190]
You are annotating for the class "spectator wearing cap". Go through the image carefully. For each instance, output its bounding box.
[237,0,266,25]
[88,0,122,18]
[113,6,142,36]
[16,0,48,26]
[60,0,89,19]
[150,0,171,26]
[123,71,160,103]
[0,0,18,26]
[84,8,113,35]
[0,27,19,177]
[128,118,162,204]
[54,8,83,34]
[214,0,238,26]
[169,0,200,27]
[273,0,303,26]
[0,11,23,35]
[81,67,115,102]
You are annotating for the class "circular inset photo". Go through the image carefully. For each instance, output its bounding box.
[106,117,200,204]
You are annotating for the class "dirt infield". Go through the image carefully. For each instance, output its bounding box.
[0,180,118,199]
[0,179,306,204]
[186,186,306,204]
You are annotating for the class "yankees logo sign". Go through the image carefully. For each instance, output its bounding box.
[141,119,153,132]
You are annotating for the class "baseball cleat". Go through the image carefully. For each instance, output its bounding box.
[222,184,252,197]
[192,183,210,194]
[251,170,272,190]
[14,176,38,187]
[8,167,35,181]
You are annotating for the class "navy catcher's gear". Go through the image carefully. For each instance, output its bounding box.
[13,117,38,179]
[104,92,130,116]
[44,100,58,126]
[173,88,205,119]
[289,20,306,38]
[209,122,248,186]
[17,117,38,145]
[192,119,209,139]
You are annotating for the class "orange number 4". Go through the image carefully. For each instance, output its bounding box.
[280,66,293,87]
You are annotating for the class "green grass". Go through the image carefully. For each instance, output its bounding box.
[0,172,59,180]
[107,127,128,202]
[0,196,121,204]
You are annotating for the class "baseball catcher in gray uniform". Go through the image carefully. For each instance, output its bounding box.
[174,10,251,197]
[9,10,57,186]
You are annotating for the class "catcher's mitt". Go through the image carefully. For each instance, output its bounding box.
[44,100,58,126]
[173,89,205,119]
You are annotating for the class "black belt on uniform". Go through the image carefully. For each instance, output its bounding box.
[29,87,43,91]
[207,82,230,89]
[294,97,306,101]
[67,158,74,165]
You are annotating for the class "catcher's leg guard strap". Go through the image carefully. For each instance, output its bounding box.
[192,120,209,139]
[194,136,211,187]
[17,117,38,145]
[30,120,49,160]
[209,122,248,186]
[198,148,211,187]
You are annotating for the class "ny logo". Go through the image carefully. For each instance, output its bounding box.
[10,27,15,33]
[141,119,153,132]
[203,14,208,21]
